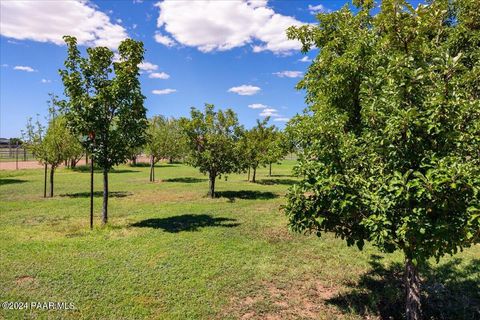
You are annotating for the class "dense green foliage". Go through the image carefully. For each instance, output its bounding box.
[181,104,243,197]
[285,0,479,317]
[59,36,148,223]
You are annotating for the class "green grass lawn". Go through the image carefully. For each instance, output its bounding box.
[1,161,479,319]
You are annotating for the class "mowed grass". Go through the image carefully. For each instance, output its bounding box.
[0,161,479,320]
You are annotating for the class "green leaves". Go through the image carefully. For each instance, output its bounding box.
[284,0,480,264]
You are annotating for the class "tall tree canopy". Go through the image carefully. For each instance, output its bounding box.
[181,104,243,198]
[59,36,148,224]
[284,0,480,319]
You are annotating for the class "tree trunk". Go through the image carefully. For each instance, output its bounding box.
[90,158,94,230]
[247,167,250,181]
[269,162,272,176]
[405,257,422,320]
[49,166,55,197]
[44,163,47,198]
[252,167,257,183]
[132,156,137,166]
[208,172,216,198]
[149,156,154,182]
[85,153,88,165]
[102,168,108,225]
[169,157,173,164]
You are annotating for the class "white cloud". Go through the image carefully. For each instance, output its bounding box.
[154,32,176,47]
[273,70,303,78]
[260,108,279,117]
[14,65,36,72]
[308,4,330,14]
[228,85,261,96]
[152,88,176,95]
[299,56,311,62]
[139,62,159,72]
[273,117,290,122]
[41,78,51,83]
[149,72,170,79]
[248,103,268,109]
[0,0,128,49]
[154,0,304,54]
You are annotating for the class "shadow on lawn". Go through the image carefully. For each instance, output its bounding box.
[327,255,480,319]
[131,214,239,233]
[163,177,207,183]
[71,165,139,173]
[216,190,278,202]
[129,163,176,168]
[60,191,132,198]
[0,178,28,186]
[256,178,298,186]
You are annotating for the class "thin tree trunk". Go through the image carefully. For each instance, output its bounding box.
[208,172,216,198]
[86,152,88,165]
[269,162,272,176]
[169,157,173,164]
[247,167,250,181]
[102,168,108,225]
[405,257,422,320]
[44,163,47,198]
[252,167,257,183]
[49,166,55,197]
[132,156,137,166]
[90,157,94,230]
[150,156,154,182]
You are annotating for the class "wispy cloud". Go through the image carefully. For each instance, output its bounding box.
[273,70,303,78]
[41,78,51,83]
[154,32,176,47]
[248,103,268,109]
[139,62,158,72]
[308,4,330,14]
[148,72,170,79]
[14,65,36,72]
[152,89,176,95]
[228,85,261,96]
[298,56,311,62]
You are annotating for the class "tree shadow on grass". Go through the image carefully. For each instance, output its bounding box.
[60,191,132,198]
[216,190,278,203]
[327,254,480,319]
[0,178,28,186]
[256,178,298,186]
[129,163,176,168]
[71,165,139,173]
[130,214,239,233]
[163,177,207,183]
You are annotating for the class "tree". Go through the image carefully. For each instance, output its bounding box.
[23,115,47,198]
[284,1,480,319]
[145,115,187,182]
[265,130,287,177]
[239,118,278,182]
[181,104,243,198]
[59,36,148,225]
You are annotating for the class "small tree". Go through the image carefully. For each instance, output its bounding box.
[23,116,47,197]
[285,1,480,319]
[265,130,286,177]
[239,118,278,182]
[60,36,148,225]
[181,104,243,198]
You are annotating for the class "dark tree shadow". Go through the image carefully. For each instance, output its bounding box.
[130,214,239,233]
[163,177,207,183]
[60,191,132,198]
[268,174,293,177]
[256,178,298,186]
[129,163,177,168]
[215,190,278,202]
[71,165,139,173]
[327,255,480,320]
[0,178,28,186]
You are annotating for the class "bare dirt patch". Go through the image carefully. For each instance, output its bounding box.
[225,279,345,319]
[15,275,36,285]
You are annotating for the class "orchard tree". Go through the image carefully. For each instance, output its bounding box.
[145,115,187,182]
[284,0,480,319]
[265,130,287,177]
[23,116,48,197]
[60,36,148,225]
[181,104,243,198]
[239,118,278,182]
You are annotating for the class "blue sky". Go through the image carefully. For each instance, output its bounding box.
[0,0,419,138]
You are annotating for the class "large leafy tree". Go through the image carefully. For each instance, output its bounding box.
[181,104,243,198]
[59,36,148,225]
[145,115,187,182]
[284,0,480,319]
